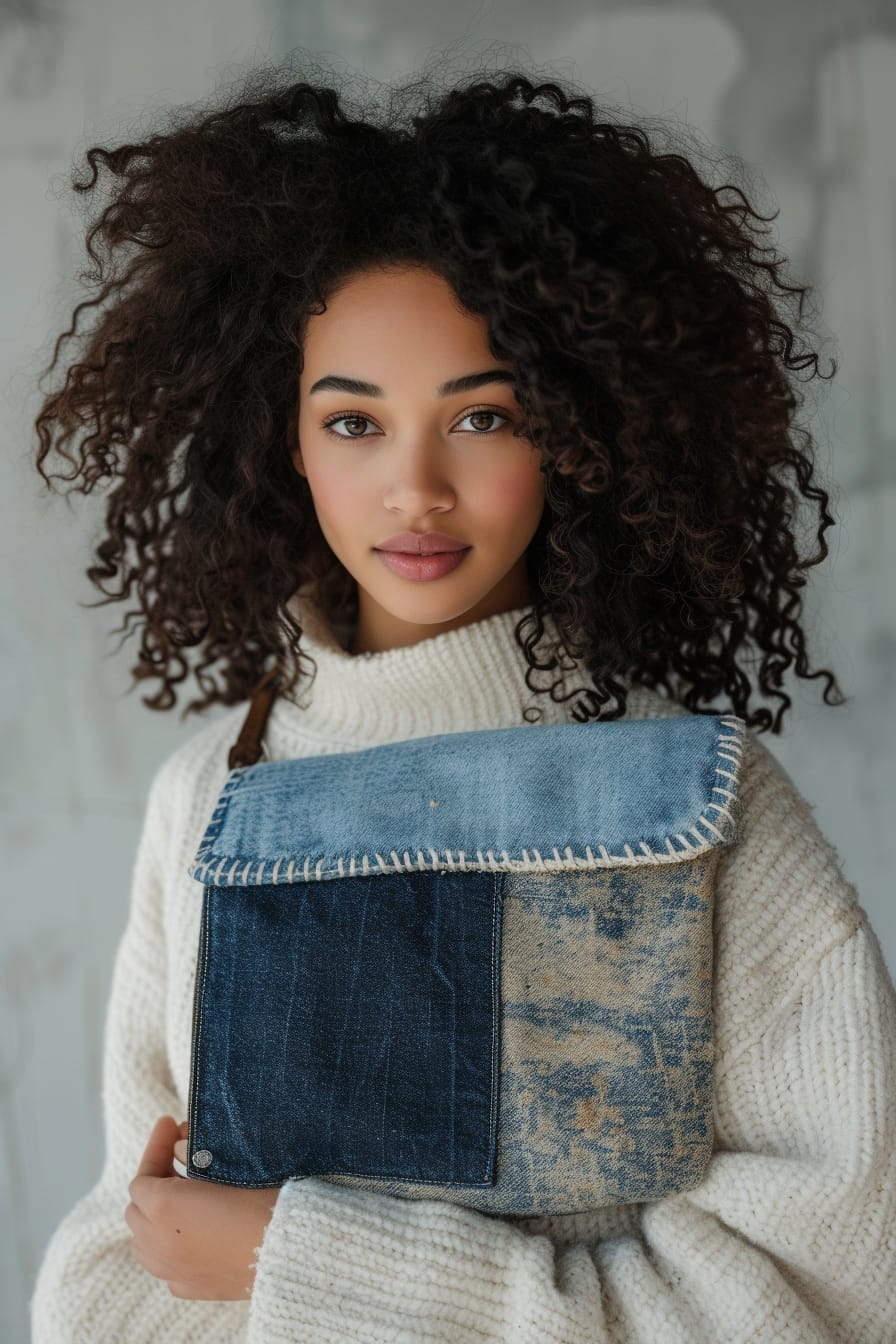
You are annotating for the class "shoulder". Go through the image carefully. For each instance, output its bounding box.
[723,724,861,936]
[626,687,854,886]
[624,686,863,966]
[707,719,867,1063]
[141,704,249,877]
[148,704,245,798]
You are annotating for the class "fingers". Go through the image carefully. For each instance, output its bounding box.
[134,1115,180,1182]
[124,1199,151,1234]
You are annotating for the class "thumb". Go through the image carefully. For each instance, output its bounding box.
[135,1115,180,1180]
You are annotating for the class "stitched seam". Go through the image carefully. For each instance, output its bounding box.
[188,763,249,880]
[186,887,212,1177]
[190,714,747,887]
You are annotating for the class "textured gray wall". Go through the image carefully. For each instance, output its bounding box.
[3,3,894,1340]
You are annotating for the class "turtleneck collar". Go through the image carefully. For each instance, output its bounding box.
[266,585,578,750]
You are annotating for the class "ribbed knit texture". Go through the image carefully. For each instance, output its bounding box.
[30,590,896,1342]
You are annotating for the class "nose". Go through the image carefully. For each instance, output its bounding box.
[381,439,457,515]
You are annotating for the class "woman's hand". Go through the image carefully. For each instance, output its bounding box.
[125,1115,280,1300]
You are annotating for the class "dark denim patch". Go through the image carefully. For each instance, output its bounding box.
[187,867,502,1188]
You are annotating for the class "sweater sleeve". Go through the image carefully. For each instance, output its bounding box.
[245,729,896,1344]
[29,757,250,1343]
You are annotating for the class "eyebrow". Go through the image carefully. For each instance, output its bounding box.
[308,369,517,397]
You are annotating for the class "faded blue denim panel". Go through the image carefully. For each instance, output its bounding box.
[186,867,502,1188]
[491,857,716,1211]
[189,714,738,887]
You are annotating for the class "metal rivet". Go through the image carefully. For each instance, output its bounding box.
[191,1148,213,1169]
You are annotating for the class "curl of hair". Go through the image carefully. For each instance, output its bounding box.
[33,48,847,732]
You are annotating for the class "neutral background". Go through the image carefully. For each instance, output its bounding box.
[3,2,895,1340]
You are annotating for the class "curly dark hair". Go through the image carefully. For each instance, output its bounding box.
[32,49,847,733]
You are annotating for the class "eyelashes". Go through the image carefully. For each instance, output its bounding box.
[319,406,514,440]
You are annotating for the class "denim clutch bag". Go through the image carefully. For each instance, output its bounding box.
[184,711,746,1217]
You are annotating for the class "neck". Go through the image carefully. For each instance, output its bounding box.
[268,585,578,749]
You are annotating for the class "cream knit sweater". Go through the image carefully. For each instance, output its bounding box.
[30,594,896,1343]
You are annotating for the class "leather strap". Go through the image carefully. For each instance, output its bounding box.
[228,664,283,769]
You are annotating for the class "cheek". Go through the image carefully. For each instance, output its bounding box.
[303,458,365,527]
[477,457,545,529]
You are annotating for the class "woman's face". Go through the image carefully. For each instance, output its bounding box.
[293,264,545,653]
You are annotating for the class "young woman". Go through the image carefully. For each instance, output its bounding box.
[29,55,896,1343]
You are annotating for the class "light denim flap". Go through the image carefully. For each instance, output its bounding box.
[188,712,746,888]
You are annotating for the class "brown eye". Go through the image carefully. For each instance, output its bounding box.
[456,409,511,434]
[321,414,376,439]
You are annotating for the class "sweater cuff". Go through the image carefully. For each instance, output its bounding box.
[247,1175,530,1343]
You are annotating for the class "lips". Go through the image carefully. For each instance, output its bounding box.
[374,546,472,581]
[375,531,470,554]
